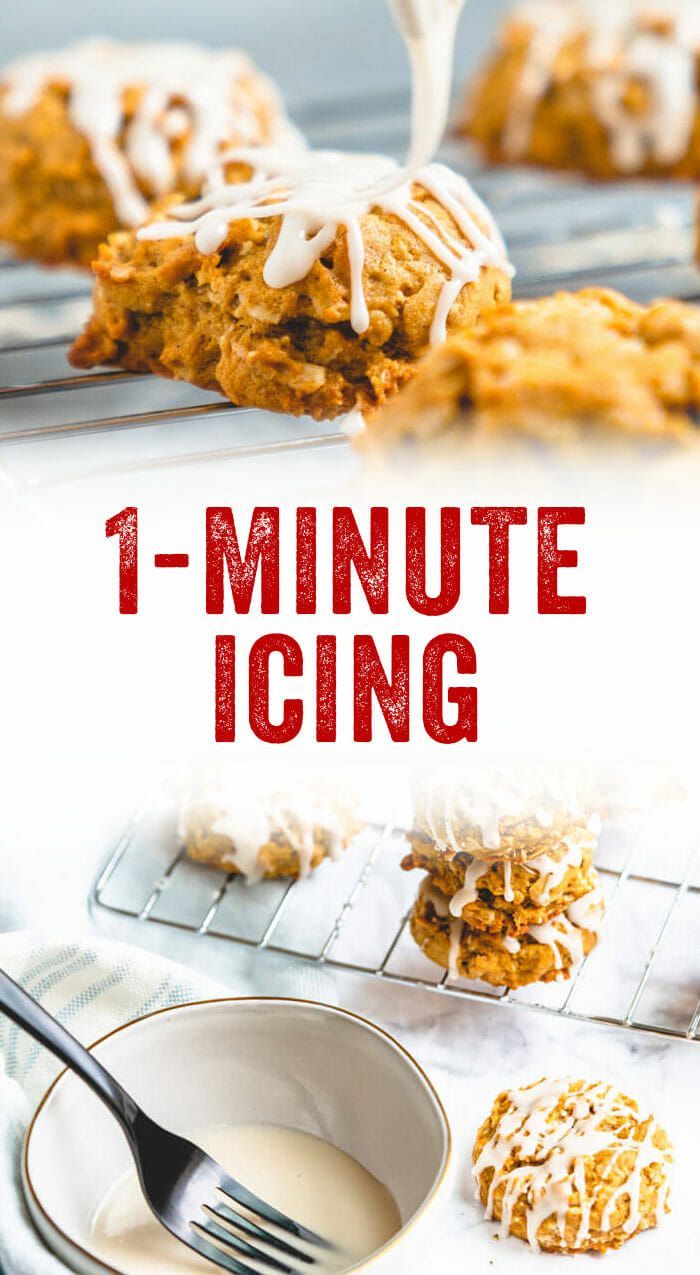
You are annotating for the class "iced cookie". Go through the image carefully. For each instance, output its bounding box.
[181,773,361,882]
[461,0,700,179]
[69,150,513,419]
[410,876,603,987]
[0,39,300,267]
[472,1077,672,1252]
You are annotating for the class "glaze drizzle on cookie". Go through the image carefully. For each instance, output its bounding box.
[0,39,299,227]
[138,148,512,347]
[180,773,353,883]
[473,1077,672,1251]
[501,0,700,171]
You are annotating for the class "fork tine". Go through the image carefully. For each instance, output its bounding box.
[196,1216,293,1273]
[205,1204,316,1264]
[218,1175,333,1250]
[187,1229,262,1275]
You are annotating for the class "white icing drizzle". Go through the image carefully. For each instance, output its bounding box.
[180,774,352,884]
[138,147,512,346]
[528,914,585,973]
[447,858,490,916]
[501,0,700,170]
[566,880,605,932]
[0,39,301,227]
[473,1078,672,1251]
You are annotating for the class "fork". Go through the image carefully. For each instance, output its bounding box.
[0,970,334,1274]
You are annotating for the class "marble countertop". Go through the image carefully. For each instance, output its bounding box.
[1,763,696,1272]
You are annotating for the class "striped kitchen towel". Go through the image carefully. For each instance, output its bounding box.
[0,930,223,1275]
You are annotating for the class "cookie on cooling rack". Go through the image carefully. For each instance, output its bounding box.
[180,772,361,883]
[403,839,599,936]
[472,1077,672,1252]
[460,0,700,180]
[410,875,603,988]
[0,39,299,268]
[363,290,700,448]
[68,150,512,420]
[401,768,600,936]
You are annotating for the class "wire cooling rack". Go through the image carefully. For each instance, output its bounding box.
[91,792,700,1043]
[1,88,700,487]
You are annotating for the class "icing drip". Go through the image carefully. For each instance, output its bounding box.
[0,39,300,227]
[528,915,585,973]
[180,775,351,884]
[138,148,512,346]
[501,0,700,170]
[473,1078,672,1250]
[389,0,467,167]
[566,880,605,932]
[423,885,464,976]
[448,858,490,916]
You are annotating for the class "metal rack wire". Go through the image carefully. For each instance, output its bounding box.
[1,88,700,487]
[91,794,700,1044]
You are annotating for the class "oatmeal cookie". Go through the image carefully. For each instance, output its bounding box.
[180,773,360,882]
[402,768,599,934]
[403,836,597,935]
[410,878,603,988]
[364,289,700,447]
[460,0,700,179]
[69,152,513,420]
[472,1077,672,1252]
[0,39,299,268]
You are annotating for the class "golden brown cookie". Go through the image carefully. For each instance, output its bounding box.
[69,166,512,420]
[472,1078,672,1252]
[410,877,602,987]
[364,290,700,447]
[0,40,297,268]
[180,775,361,882]
[460,1,700,179]
[403,837,598,935]
[185,824,349,881]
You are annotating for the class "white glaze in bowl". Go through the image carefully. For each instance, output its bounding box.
[22,998,451,1274]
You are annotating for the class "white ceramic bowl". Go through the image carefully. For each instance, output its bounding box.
[23,997,451,1274]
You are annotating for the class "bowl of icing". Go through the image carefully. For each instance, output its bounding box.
[22,997,451,1274]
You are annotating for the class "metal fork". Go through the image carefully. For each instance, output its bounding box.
[0,971,334,1273]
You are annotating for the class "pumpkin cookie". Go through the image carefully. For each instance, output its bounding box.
[181,773,361,882]
[460,0,700,179]
[364,289,700,448]
[69,150,513,420]
[410,876,603,987]
[472,1077,672,1252]
[0,39,300,267]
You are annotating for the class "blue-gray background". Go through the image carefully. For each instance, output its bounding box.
[2,1,509,110]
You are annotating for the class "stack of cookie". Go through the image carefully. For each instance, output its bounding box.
[403,771,605,989]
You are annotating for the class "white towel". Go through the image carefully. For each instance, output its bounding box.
[0,929,224,1275]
